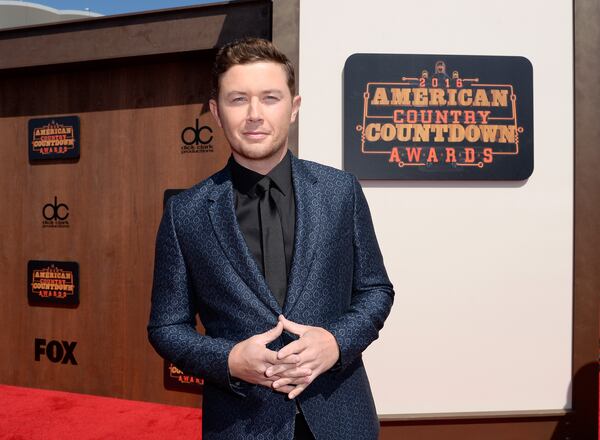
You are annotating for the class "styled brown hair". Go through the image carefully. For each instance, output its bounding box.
[211,37,296,99]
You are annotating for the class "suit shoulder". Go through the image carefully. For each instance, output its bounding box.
[165,166,227,212]
[297,157,356,185]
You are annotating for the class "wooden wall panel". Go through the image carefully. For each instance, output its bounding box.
[0,52,229,406]
[573,0,600,437]
[380,416,571,440]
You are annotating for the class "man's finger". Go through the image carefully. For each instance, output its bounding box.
[264,348,300,366]
[267,365,311,378]
[257,321,284,344]
[257,377,285,387]
[288,383,309,399]
[272,384,295,394]
[272,375,311,389]
[278,315,308,336]
[265,362,299,377]
[263,348,282,366]
[277,339,306,360]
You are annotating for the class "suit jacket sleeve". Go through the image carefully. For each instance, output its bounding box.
[324,174,395,373]
[147,197,247,397]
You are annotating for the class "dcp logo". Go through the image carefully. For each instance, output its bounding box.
[34,338,77,365]
[42,196,69,221]
[181,118,213,145]
[180,117,214,154]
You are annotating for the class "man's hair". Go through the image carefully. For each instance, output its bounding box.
[211,37,296,99]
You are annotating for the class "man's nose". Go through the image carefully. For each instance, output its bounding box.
[247,97,262,121]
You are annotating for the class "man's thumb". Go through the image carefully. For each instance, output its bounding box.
[258,320,284,343]
[278,315,306,335]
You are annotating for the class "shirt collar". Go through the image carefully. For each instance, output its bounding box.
[229,149,293,197]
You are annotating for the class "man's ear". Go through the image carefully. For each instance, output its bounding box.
[209,98,222,128]
[290,95,301,123]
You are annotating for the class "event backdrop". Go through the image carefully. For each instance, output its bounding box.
[0,50,229,406]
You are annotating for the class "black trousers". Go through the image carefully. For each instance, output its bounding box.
[294,411,315,440]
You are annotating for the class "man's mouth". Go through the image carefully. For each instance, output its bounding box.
[243,131,269,139]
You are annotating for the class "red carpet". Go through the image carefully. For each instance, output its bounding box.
[1,383,599,438]
[0,385,201,439]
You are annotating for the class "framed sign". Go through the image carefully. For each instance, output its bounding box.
[163,360,203,394]
[28,116,80,161]
[344,54,533,180]
[28,260,79,307]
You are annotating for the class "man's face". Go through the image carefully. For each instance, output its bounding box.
[209,61,301,164]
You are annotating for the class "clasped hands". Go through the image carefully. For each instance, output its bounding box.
[227,315,340,399]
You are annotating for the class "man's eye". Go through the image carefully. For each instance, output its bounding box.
[231,96,246,103]
[264,95,280,102]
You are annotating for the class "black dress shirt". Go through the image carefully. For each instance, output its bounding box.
[229,149,296,282]
[227,149,339,422]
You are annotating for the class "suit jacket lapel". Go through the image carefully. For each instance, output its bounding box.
[208,165,282,315]
[207,154,321,317]
[283,154,321,316]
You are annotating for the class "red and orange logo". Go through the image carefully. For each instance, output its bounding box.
[31,265,75,299]
[357,61,522,169]
[31,120,76,155]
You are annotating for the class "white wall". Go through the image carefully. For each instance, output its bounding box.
[299,0,573,415]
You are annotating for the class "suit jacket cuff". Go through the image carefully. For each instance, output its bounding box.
[224,344,255,398]
[227,372,255,397]
[329,341,343,373]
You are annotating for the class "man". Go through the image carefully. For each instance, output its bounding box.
[148,38,394,440]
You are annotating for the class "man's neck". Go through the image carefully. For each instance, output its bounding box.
[232,146,288,175]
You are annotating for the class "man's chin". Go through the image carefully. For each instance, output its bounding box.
[235,145,285,161]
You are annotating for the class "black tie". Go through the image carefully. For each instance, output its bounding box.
[256,176,287,308]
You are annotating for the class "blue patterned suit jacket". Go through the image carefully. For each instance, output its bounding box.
[148,151,394,439]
